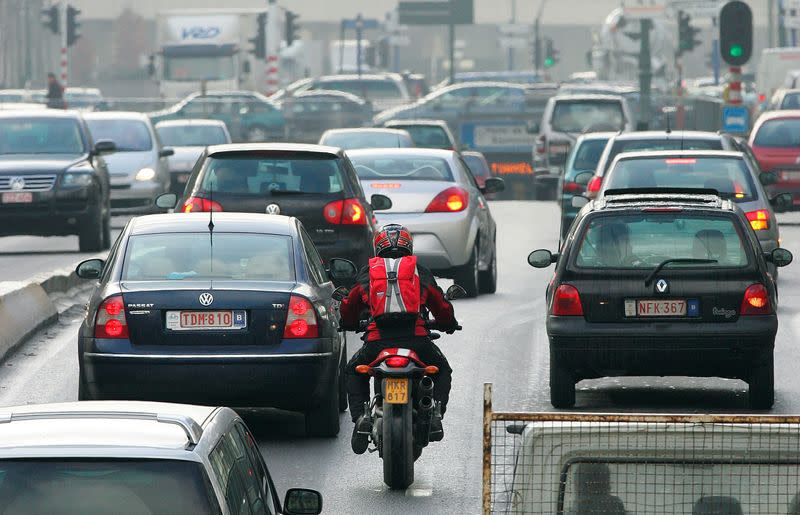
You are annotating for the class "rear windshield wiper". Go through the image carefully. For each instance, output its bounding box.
[644,258,718,286]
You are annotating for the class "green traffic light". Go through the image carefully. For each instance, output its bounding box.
[730,44,743,58]
[544,57,555,68]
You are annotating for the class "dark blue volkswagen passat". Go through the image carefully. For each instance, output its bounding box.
[76,212,353,436]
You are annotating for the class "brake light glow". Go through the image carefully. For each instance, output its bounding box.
[563,181,583,193]
[587,176,602,194]
[746,210,769,231]
[425,186,468,213]
[741,284,771,315]
[323,198,367,225]
[182,196,223,213]
[536,135,546,155]
[665,158,697,165]
[284,295,319,338]
[370,183,401,189]
[758,94,767,103]
[386,356,411,368]
[552,284,584,316]
[95,295,128,338]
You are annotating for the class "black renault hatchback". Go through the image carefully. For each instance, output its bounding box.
[528,190,793,409]
[166,143,391,266]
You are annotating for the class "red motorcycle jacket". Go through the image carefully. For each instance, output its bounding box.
[340,263,457,342]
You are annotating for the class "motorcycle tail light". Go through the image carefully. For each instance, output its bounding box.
[385,356,411,368]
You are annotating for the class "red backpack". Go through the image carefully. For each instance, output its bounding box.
[368,256,421,328]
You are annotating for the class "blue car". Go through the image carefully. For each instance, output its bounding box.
[75,212,347,436]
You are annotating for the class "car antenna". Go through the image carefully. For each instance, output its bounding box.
[665,110,671,134]
[208,177,215,288]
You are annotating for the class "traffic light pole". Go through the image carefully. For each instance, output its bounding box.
[638,19,652,130]
[59,0,68,86]
[712,17,720,86]
[449,21,455,84]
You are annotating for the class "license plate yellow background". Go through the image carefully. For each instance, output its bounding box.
[385,378,409,404]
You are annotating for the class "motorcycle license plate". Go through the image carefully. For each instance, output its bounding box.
[385,378,409,404]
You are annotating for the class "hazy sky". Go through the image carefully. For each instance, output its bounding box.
[73,0,768,25]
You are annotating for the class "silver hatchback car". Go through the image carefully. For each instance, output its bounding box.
[0,401,321,514]
[348,148,504,297]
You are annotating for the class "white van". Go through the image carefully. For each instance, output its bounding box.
[756,48,800,100]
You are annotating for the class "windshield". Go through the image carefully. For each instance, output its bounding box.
[753,118,800,147]
[0,118,85,154]
[157,125,229,147]
[575,214,748,269]
[86,119,152,152]
[350,155,454,181]
[0,459,218,514]
[395,126,452,149]
[163,56,235,81]
[602,138,724,174]
[321,131,409,150]
[319,80,402,99]
[605,156,757,201]
[782,93,800,109]
[462,154,491,178]
[567,138,609,174]
[551,100,624,132]
[124,232,294,281]
[199,156,344,195]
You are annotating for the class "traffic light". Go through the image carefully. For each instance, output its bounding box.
[66,5,81,46]
[285,10,300,46]
[719,1,752,66]
[41,5,59,35]
[544,38,559,68]
[249,12,266,59]
[677,11,701,56]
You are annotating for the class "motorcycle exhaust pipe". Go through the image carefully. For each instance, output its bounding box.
[419,376,434,394]
[418,395,434,412]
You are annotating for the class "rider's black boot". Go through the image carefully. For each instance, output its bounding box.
[351,407,373,454]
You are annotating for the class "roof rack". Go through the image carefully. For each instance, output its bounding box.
[0,411,203,446]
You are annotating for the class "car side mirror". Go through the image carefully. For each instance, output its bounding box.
[92,139,116,155]
[574,171,595,186]
[76,258,105,279]
[528,249,557,268]
[159,147,175,158]
[445,284,467,301]
[481,177,505,194]
[571,195,590,209]
[328,258,358,281]
[155,192,178,209]
[759,171,778,186]
[370,194,393,211]
[284,488,322,515]
[332,286,350,302]
[770,192,793,213]
[768,248,793,268]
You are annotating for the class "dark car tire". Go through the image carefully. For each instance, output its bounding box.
[79,208,105,253]
[339,344,348,413]
[478,246,497,294]
[453,245,479,298]
[550,356,576,409]
[749,352,775,410]
[305,378,341,437]
[246,125,269,142]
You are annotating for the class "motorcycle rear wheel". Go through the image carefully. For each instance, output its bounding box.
[382,401,414,489]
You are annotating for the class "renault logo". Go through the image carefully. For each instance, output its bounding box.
[9,177,25,191]
[655,279,669,294]
[199,293,214,306]
[266,204,281,215]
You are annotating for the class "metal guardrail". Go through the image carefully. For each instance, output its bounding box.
[482,383,800,515]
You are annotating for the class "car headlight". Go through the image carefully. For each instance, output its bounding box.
[62,172,94,187]
[135,167,156,181]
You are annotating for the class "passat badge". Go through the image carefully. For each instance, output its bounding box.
[199,293,214,306]
[266,204,281,215]
[655,279,669,294]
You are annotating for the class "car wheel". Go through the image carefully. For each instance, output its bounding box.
[479,246,497,294]
[246,125,269,142]
[305,376,341,437]
[79,208,104,253]
[749,352,775,410]
[550,355,576,409]
[339,344,348,413]
[453,245,479,298]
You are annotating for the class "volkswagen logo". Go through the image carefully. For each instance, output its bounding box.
[266,204,281,215]
[198,293,214,306]
[655,279,669,294]
[9,177,25,191]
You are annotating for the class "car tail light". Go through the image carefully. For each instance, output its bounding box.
[284,295,319,338]
[385,356,411,368]
[562,181,583,193]
[182,196,223,213]
[741,283,771,315]
[425,186,468,213]
[758,93,766,103]
[552,284,583,316]
[746,210,769,231]
[323,198,367,225]
[95,295,128,338]
[535,135,546,155]
[587,176,602,194]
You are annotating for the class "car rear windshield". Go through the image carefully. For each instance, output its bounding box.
[605,157,757,201]
[86,119,152,152]
[551,100,625,133]
[157,125,228,147]
[319,79,402,99]
[575,214,748,269]
[349,155,454,181]
[198,155,345,196]
[321,132,407,150]
[0,459,219,514]
[395,126,452,149]
[781,93,800,109]
[0,118,85,154]
[123,232,294,281]
[753,118,800,147]
[602,138,724,174]
[567,138,610,175]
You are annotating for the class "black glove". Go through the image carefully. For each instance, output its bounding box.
[445,322,461,334]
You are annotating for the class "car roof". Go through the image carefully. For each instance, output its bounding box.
[83,111,150,121]
[576,131,618,142]
[609,130,724,141]
[757,109,800,121]
[0,109,81,120]
[293,89,364,102]
[155,119,227,128]
[552,94,626,101]
[442,81,526,90]
[0,401,219,455]
[346,147,457,159]
[323,128,409,135]
[129,213,296,236]
[318,73,402,82]
[385,119,449,128]
[206,142,342,157]
[590,192,736,214]
[612,149,744,161]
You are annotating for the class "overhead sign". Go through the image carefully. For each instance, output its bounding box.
[398,0,474,25]
[722,105,749,133]
[668,0,721,18]
[622,5,666,20]
[342,18,380,30]
[498,36,529,49]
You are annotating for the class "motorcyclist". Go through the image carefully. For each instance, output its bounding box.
[340,223,459,454]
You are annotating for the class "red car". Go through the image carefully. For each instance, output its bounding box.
[749,110,800,208]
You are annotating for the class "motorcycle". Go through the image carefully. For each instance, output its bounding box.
[333,283,465,490]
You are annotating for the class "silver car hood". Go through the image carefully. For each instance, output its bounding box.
[166,146,204,172]
[360,180,453,213]
[105,151,155,181]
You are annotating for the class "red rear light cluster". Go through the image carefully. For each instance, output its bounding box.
[562,181,583,193]
[284,295,319,338]
[535,136,546,155]
[95,295,129,339]
[587,176,602,194]
[746,210,769,231]
[741,284,771,315]
[425,186,468,213]
[182,196,223,213]
[552,284,584,316]
[323,198,366,225]
[385,356,411,368]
